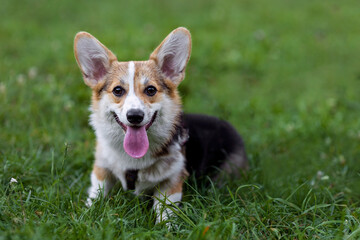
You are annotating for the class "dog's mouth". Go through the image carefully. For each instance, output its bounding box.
[113,111,157,132]
[113,111,158,159]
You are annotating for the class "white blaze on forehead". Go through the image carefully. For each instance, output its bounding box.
[123,61,144,112]
[128,61,135,94]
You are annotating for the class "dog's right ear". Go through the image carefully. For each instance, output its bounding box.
[150,27,191,85]
[74,32,117,88]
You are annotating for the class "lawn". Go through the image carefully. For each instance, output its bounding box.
[1,0,360,239]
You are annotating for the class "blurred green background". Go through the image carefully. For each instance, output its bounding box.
[1,0,360,238]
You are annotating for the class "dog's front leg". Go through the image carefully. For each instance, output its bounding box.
[86,165,115,206]
[153,177,185,227]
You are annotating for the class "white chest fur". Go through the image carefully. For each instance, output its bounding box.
[95,136,185,194]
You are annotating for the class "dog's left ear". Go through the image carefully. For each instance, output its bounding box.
[150,27,192,85]
[74,32,117,88]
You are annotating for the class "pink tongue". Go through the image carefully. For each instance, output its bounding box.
[123,126,149,158]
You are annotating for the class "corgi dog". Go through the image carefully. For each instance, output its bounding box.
[74,27,248,223]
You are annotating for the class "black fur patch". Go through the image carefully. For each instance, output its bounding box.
[125,169,139,190]
[153,119,187,158]
[152,113,247,180]
[182,113,247,177]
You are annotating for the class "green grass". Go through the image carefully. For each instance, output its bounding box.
[1,0,360,239]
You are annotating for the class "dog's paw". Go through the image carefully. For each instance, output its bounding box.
[165,221,180,231]
[155,207,171,223]
[85,197,94,207]
[155,209,180,230]
[156,219,180,231]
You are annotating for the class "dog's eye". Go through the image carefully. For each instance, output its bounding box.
[144,86,157,97]
[112,86,125,97]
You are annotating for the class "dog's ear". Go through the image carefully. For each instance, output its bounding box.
[74,32,117,88]
[150,27,191,85]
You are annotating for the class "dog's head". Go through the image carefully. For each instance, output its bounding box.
[74,28,191,159]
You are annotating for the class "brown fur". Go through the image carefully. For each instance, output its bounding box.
[74,30,184,112]
[88,60,181,110]
[93,165,108,181]
[169,169,189,195]
[74,28,195,223]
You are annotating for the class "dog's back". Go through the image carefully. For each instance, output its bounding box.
[183,113,248,178]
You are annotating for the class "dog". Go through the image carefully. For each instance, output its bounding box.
[73,27,248,224]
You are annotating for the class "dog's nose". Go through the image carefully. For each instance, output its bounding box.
[126,109,144,124]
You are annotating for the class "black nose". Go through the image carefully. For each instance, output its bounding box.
[126,109,144,124]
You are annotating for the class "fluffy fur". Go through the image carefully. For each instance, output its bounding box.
[73,27,248,225]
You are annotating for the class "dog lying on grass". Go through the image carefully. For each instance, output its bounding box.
[73,27,248,224]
